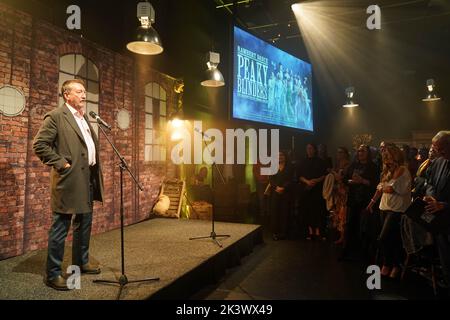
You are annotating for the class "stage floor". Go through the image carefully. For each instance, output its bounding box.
[0,218,262,300]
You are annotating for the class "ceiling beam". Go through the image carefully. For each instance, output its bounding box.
[215,0,254,9]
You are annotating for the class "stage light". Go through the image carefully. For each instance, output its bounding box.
[127,1,163,55]
[170,118,183,128]
[168,115,185,141]
[291,3,304,17]
[171,130,183,141]
[201,51,225,87]
[343,86,359,108]
[422,79,441,102]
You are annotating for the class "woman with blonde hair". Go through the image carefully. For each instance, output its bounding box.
[367,145,411,278]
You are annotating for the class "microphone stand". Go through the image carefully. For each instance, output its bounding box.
[92,121,159,300]
[189,130,230,248]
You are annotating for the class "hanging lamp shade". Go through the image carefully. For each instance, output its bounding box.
[342,86,359,108]
[422,79,441,102]
[127,25,163,55]
[201,51,225,87]
[127,2,163,55]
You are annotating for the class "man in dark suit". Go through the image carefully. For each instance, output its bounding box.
[33,79,104,290]
[425,130,450,295]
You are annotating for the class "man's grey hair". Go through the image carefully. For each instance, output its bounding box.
[432,131,450,145]
[61,79,86,99]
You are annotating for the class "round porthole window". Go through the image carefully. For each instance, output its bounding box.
[117,109,130,130]
[0,85,26,117]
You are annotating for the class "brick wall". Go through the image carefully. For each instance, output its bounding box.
[0,3,178,260]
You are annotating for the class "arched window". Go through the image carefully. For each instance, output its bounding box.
[58,54,99,135]
[144,82,167,162]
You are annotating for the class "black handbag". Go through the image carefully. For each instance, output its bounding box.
[405,197,450,234]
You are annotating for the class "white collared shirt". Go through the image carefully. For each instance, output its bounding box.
[66,103,96,166]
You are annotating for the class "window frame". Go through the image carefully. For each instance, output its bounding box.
[144,82,167,163]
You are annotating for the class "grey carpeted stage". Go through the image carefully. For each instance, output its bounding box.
[0,218,263,300]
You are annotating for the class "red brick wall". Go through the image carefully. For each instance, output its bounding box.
[0,4,32,258]
[0,3,177,260]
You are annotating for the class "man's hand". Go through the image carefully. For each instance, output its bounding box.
[307,180,317,187]
[64,163,71,169]
[424,196,445,214]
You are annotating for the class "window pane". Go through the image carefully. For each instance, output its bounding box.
[145,97,153,114]
[160,147,166,161]
[153,130,162,145]
[75,54,87,78]
[145,83,153,97]
[160,116,166,130]
[145,129,153,144]
[152,83,159,99]
[87,59,99,81]
[87,81,99,102]
[144,145,152,162]
[160,88,166,101]
[153,145,160,161]
[60,55,75,74]
[145,114,153,129]
[160,101,166,116]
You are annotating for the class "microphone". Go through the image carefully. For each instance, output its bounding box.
[194,127,210,139]
[89,111,111,130]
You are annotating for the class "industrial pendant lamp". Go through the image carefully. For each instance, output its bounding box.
[201,51,225,87]
[127,1,163,55]
[342,86,359,108]
[422,79,441,102]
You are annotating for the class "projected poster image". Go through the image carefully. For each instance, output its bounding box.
[233,26,313,131]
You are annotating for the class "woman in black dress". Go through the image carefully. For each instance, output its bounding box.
[343,144,379,260]
[298,143,328,240]
[268,151,292,240]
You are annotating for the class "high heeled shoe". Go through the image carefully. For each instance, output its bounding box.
[381,265,391,277]
[389,266,401,279]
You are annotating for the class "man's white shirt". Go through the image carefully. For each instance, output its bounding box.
[66,103,96,166]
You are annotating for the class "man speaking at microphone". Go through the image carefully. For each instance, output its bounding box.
[33,79,104,290]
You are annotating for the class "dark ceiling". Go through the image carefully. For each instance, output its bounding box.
[213,0,450,59]
[3,0,450,145]
[4,0,450,69]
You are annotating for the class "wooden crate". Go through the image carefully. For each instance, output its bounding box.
[189,201,213,220]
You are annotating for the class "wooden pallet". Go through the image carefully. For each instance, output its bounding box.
[159,179,185,218]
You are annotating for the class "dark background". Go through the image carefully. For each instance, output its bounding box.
[4,0,450,155]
